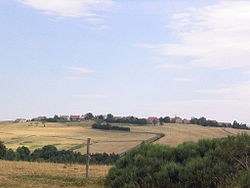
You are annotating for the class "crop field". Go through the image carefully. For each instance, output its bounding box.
[0,121,154,154]
[0,160,110,188]
[0,121,249,154]
[113,123,250,147]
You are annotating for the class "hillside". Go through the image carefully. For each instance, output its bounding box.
[0,121,154,154]
[128,123,250,146]
[0,121,249,154]
[0,160,110,188]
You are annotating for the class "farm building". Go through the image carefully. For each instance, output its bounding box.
[171,117,183,124]
[70,115,81,121]
[32,116,47,121]
[15,118,27,123]
[183,119,191,124]
[59,115,70,121]
[147,117,159,124]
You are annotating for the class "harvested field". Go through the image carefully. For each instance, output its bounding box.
[125,123,250,146]
[0,160,110,188]
[0,121,154,154]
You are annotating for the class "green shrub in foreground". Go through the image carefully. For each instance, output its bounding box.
[106,134,250,188]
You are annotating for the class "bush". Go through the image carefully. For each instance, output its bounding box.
[106,134,250,188]
[239,170,250,188]
[0,142,120,165]
[5,149,18,161]
[0,141,7,159]
[16,146,30,161]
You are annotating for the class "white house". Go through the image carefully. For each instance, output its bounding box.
[15,119,27,123]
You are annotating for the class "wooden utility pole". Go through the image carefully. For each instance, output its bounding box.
[86,138,91,178]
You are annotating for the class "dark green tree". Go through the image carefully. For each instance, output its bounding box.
[40,145,58,160]
[16,146,30,160]
[163,116,171,123]
[0,141,7,159]
[107,114,114,121]
[5,149,18,161]
[85,113,94,120]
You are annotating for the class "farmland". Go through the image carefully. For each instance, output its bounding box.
[0,121,154,154]
[0,121,249,154]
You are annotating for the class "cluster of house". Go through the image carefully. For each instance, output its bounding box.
[14,114,89,123]
[14,118,28,123]
[147,116,191,124]
[58,115,87,121]
[14,115,231,126]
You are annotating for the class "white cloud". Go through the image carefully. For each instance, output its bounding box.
[174,77,192,82]
[147,1,250,69]
[65,66,95,74]
[18,0,114,18]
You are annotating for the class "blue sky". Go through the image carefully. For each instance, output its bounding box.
[1,0,250,124]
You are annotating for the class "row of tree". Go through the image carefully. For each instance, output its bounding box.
[92,123,130,132]
[31,112,249,130]
[190,117,249,130]
[105,114,148,125]
[0,142,119,165]
[106,134,250,188]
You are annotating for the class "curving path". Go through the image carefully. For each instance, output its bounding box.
[120,131,165,156]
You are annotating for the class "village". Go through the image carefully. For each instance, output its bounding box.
[14,113,235,128]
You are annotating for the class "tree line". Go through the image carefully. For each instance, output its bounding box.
[0,142,119,165]
[105,114,148,125]
[92,123,130,132]
[106,134,250,188]
[31,112,249,130]
[190,117,249,130]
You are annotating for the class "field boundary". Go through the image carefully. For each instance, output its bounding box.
[221,128,237,135]
[120,132,165,156]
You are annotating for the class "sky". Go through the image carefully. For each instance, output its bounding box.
[1,0,250,125]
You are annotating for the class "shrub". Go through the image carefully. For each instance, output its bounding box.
[106,134,250,188]
[5,149,18,161]
[239,170,250,188]
[92,123,130,132]
[0,141,7,159]
[16,146,30,161]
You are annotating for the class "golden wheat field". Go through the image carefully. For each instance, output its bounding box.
[0,121,249,154]
[0,121,154,154]
[0,160,110,188]
[113,122,250,147]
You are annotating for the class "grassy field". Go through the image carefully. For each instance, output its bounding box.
[0,160,110,188]
[113,122,250,146]
[0,121,249,154]
[0,121,154,154]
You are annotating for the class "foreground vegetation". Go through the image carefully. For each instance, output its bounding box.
[0,142,119,165]
[106,134,250,188]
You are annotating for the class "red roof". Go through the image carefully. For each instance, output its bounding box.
[208,120,217,123]
[70,115,80,118]
[148,117,158,121]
